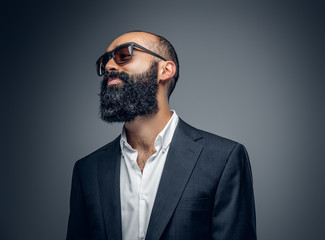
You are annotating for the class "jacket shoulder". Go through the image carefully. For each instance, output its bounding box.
[178,118,240,150]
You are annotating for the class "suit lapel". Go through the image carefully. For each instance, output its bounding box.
[97,137,122,240]
[146,119,204,240]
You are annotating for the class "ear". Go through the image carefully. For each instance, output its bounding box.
[158,61,176,83]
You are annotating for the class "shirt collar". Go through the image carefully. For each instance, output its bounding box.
[120,110,179,153]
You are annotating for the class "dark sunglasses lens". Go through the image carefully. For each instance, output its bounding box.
[114,46,132,63]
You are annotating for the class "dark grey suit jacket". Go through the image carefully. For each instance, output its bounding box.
[67,118,257,240]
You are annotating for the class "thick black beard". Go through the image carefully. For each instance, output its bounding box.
[99,61,159,123]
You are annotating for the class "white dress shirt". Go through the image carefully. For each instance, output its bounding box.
[120,110,179,240]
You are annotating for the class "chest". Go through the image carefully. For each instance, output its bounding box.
[136,149,156,171]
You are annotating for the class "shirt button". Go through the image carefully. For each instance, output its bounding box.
[139,232,145,239]
[140,194,146,200]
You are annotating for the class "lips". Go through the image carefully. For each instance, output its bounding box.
[108,77,123,86]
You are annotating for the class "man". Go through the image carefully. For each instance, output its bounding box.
[66,31,257,240]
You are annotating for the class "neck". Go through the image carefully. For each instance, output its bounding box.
[124,107,172,151]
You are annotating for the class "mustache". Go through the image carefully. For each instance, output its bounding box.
[103,70,131,83]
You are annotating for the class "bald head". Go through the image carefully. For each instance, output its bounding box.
[108,32,158,51]
[109,31,179,99]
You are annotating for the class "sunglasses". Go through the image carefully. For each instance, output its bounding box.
[96,42,167,76]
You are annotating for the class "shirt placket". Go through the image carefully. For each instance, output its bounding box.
[136,162,146,240]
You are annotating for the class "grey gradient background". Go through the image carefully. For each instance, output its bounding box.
[2,0,325,239]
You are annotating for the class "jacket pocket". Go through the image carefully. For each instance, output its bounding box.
[175,197,209,211]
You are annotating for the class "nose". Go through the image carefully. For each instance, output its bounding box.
[105,57,120,73]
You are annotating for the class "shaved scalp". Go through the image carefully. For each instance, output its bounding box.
[127,30,179,99]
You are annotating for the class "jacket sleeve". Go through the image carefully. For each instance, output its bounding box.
[212,143,257,240]
[66,161,90,240]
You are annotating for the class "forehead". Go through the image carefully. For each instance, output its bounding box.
[106,32,157,51]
